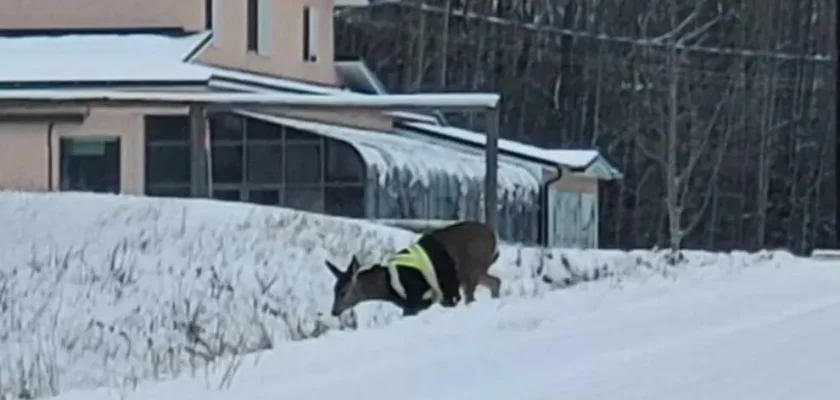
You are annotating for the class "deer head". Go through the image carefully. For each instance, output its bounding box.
[325,255,391,316]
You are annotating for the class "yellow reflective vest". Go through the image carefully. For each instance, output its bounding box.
[387,243,443,303]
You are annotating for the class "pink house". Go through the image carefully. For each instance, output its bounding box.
[0,0,620,246]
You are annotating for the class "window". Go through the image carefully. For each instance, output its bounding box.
[246,143,283,183]
[246,118,281,140]
[209,113,244,142]
[246,0,259,51]
[212,144,243,184]
[284,143,321,183]
[60,137,121,193]
[146,144,190,184]
[147,184,190,198]
[257,0,272,54]
[247,0,271,54]
[213,189,242,201]
[145,116,189,142]
[145,115,190,196]
[325,140,363,183]
[249,189,280,205]
[284,186,323,212]
[205,0,214,30]
[325,186,365,217]
[302,7,318,62]
[285,126,319,141]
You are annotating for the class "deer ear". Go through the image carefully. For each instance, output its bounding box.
[349,255,361,274]
[325,260,342,278]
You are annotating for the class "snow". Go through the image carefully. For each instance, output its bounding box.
[49,238,840,400]
[402,122,619,176]
[237,110,540,195]
[0,89,500,109]
[0,33,212,83]
[202,64,348,95]
[1,191,834,399]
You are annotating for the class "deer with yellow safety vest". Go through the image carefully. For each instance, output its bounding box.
[325,220,501,317]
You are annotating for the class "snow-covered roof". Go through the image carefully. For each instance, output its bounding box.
[401,122,622,180]
[0,89,501,109]
[0,32,212,83]
[236,110,540,196]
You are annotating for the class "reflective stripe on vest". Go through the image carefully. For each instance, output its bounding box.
[387,243,443,303]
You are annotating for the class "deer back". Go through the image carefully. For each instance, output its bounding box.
[427,221,498,281]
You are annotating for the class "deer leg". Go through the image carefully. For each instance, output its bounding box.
[479,274,502,298]
[462,278,478,304]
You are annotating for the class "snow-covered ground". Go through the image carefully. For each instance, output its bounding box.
[53,251,840,400]
[0,191,833,399]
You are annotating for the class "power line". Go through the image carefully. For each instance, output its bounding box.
[345,18,831,90]
[346,2,832,63]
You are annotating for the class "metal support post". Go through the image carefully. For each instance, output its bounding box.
[484,108,500,231]
[189,104,210,197]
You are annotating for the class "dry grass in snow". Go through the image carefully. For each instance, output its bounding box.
[0,191,803,399]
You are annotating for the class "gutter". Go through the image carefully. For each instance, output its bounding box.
[539,166,563,246]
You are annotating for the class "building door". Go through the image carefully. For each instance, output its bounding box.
[59,137,121,193]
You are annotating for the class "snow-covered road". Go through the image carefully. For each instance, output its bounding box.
[53,259,840,400]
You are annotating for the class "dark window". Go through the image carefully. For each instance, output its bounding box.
[325,186,365,217]
[60,137,121,193]
[146,144,190,184]
[246,0,259,51]
[283,186,323,212]
[205,0,213,30]
[209,113,244,142]
[302,7,311,62]
[213,189,241,201]
[285,126,319,141]
[284,143,321,183]
[212,144,243,183]
[325,140,363,183]
[249,189,280,205]
[145,115,189,142]
[246,118,281,141]
[147,184,190,198]
[246,143,283,183]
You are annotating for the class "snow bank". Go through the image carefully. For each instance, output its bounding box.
[0,192,806,398]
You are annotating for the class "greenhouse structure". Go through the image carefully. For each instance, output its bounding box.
[143,109,619,246]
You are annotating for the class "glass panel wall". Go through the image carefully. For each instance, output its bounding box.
[143,112,367,218]
[144,115,191,197]
[370,166,540,244]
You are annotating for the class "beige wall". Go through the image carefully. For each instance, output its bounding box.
[0,124,51,191]
[198,0,340,85]
[0,105,395,195]
[0,109,153,194]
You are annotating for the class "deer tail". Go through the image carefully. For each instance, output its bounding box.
[492,246,500,264]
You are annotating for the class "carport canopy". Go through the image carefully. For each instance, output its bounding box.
[0,89,503,230]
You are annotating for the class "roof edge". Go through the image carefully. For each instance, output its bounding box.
[0,27,192,37]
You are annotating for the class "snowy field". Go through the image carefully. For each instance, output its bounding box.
[0,191,835,399]
[52,255,840,400]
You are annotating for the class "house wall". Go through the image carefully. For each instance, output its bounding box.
[198,0,340,86]
[0,105,393,195]
[545,169,600,248]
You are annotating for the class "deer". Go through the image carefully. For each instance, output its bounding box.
[325,220,502,317]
